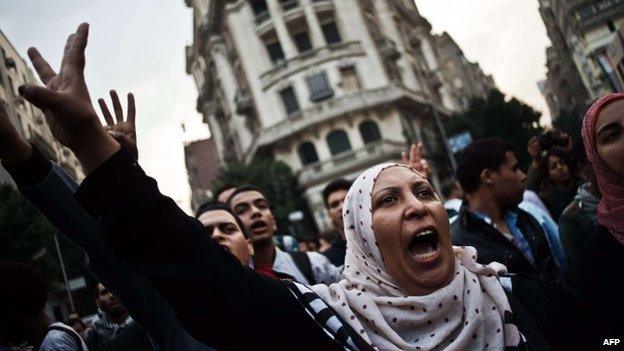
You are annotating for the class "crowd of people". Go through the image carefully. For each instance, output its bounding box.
[0,23,622,351]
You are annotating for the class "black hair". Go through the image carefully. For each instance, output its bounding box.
[440,179,460,199]
[226,185,267,206]
[456,139,513,193]
[195,201,250,238]
[213,183,237,200]
[0,262,47,318]
[322,179,353,207]
[319,228,340,242]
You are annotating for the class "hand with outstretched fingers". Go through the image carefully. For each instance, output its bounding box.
[98,90,138,160]
[18,23,119,174]
[0,99,32,164]
[401,142,430,179]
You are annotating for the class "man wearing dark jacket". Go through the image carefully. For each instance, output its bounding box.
[452,139,559,281]
[320,179,352,266]
[452,139,580,350]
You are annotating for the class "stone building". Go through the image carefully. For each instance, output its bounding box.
[432,32,496,110]
[184,0,495,229]
[185,137,220,210]
[538,0,624,120]
[0,29,83,183]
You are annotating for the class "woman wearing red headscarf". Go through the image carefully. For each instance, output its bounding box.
[579,92,624,341]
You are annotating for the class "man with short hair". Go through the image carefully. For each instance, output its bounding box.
[320,179,352,266]
[195,201,254,267]
[452,139,558,280]
[227,186,341,284]
[85,283,134,351]
[0,262,87,351]
[452,139,579,350]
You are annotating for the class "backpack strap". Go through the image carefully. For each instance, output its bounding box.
[289,251,316,285]
[43,325,85,351]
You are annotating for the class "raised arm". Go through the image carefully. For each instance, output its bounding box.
[18,23,336,350]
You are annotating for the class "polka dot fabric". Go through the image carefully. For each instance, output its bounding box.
[311,163,522,350]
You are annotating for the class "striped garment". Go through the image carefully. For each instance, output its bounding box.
[286,281,374,351]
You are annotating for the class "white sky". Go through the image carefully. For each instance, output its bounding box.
[0,1,551,213]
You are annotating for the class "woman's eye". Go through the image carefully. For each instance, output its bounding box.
[380,196,396,206]
[604,129,621,143]
[416,189,434,199]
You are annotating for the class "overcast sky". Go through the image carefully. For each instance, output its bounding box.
[0,1,551,213]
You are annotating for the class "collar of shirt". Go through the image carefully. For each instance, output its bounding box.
[469,209,535,264]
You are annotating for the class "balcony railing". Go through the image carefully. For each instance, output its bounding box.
[255,85,428,147]
[297,140,405,186]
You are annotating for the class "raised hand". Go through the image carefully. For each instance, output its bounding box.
[18,23,119,174]
[401,142,430,179]
[98,90,138,160]
[527,136,542,168]
[0,99,33,164]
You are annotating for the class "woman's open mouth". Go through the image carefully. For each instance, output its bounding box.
[408,228,440,263]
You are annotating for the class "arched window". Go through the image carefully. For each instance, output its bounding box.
[298,142,319,166]
[359,120,382,144]
[326,130,352,155]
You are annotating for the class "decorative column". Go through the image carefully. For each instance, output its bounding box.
[300,0,326,48]
[266,0,299,58]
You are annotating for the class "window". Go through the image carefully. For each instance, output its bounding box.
[298,142,319,165]
[339,66,360,92]
[250,0,268,15]
[327,130,352,155]
[359,121,382,144]
[294,31,313,53]
[266,41,285,64]
[307,72,334,102]
[321,21,342,44]
[279,86,300,115]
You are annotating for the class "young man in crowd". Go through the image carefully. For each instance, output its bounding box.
[0,262,88,351]
[452,139,559,280]
[227,186,342,284]
[195,201,254,267]
[452,139,579,350]
[84,283,134,350]
[320,179,352,266]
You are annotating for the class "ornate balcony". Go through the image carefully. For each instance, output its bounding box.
[378,37,401,60]
[254,85,430,147]
[260,41,365,90]
[234,88,254,115]
[296,140,405,187]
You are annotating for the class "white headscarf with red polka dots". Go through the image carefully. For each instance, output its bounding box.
[311,164,522,350]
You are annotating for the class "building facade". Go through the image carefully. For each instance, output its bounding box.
[185,137,221,210]
[0,29,83,183]
[538,0,624,120]
[185,0,495,229]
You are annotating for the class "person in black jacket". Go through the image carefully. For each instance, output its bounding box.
[452,139,559,281]
[16,22,550,350]
[452,139,580,350]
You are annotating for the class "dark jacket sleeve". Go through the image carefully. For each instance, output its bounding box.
[74,150,340,351]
